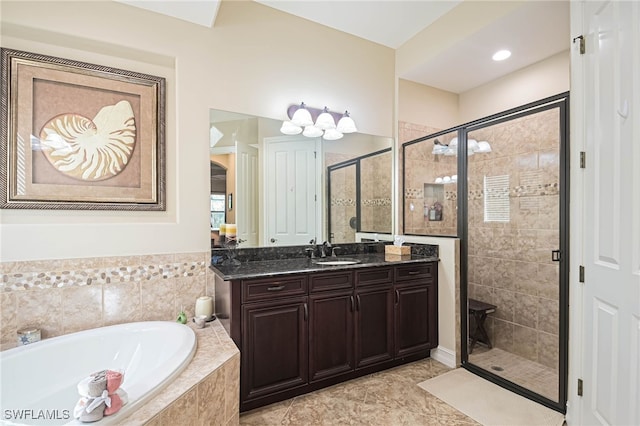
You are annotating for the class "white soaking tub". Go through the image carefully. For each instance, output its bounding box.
[0,321,196,425]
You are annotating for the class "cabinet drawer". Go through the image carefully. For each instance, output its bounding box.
[355,267,393,287]
[242,275,308,302]
[394,263,434,283]
[310,271,353,293]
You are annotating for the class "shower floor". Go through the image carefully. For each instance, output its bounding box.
[469,346,558,401]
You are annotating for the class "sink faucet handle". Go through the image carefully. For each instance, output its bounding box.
[309,238,316,245]
[304,247,316,259]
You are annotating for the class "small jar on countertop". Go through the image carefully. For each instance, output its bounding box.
[17,328,41,346]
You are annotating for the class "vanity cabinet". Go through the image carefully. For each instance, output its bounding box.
[394,263,438,357]
[216,260,437,412]
[354,267,395,368]
[239,275,309,403]
[308,270,355,382]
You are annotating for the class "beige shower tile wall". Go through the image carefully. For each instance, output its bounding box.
[401,125,458,236]
[467,109,560,370]
[360,152,392,234]
[0,252,212,351]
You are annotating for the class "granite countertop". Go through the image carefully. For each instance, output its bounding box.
[210,253,439,281]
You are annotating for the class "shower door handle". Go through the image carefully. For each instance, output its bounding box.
[551,250,561,261]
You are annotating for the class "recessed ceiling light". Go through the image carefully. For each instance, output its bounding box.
[492,50,511,61]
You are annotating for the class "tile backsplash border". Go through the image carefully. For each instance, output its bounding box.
[0,252,213,351]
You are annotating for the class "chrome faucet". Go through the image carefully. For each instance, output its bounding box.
[321,241,332,258]
[305,239,317,258]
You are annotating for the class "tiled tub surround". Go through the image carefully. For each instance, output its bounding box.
[125,320,240,426]
[0,252,212,351]
[1,252,240,425]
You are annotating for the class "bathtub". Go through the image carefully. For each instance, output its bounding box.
[0,321,196,425]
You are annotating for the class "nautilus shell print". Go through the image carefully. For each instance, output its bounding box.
[39,100,136,181]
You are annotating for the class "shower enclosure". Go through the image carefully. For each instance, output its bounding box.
[327,148,392,243]
[402,93,569,413]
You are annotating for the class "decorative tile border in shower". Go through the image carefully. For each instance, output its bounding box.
[362,198,392,207]
[330,198,357,206]
[0,256,207,292]
[405,188,423,199]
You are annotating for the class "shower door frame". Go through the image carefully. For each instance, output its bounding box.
[459,93,570,414]
[327,147,392,242]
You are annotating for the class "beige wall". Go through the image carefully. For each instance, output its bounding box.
[459,50,570,123]
[398,79,459,129]
[0,0,394,263]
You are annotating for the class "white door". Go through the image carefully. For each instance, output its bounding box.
[236,142,258,247]
[570,1,640,425]
[264,137,321,246]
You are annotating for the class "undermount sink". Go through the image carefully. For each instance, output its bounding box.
[313,258,361,266]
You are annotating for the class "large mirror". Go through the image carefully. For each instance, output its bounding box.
[209,109,393,248]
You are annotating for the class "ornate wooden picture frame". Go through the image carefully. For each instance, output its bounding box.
[0,48,166,210]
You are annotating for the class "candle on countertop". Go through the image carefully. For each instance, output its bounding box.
[219,223,226,244]
[226,224,237,241]
[195,296,213,320]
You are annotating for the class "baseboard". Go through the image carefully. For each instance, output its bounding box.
[431,346,456,368]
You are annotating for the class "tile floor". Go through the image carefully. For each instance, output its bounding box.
[469,347,558,401]
[239,358,481,425]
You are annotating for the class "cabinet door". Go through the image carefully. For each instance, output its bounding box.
[395,284,435,357]
[355,286,394,368]
[309,290,354,382]
[241,297,308,402]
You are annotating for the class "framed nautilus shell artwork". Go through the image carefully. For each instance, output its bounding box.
[0,48,166,210]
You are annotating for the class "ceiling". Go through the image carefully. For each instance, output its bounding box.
[116,0,570,94]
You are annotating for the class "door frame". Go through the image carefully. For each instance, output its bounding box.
[457,93,571,414]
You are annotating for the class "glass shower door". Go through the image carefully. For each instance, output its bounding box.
[464,98,568,411]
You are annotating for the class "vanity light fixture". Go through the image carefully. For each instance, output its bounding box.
[315,107,337,130]
[282,103,357,139]
[290,102,313,127]
[492,49,512,61]
[336,111,357,133]
[432,137,492,156]
[280,120,302,135]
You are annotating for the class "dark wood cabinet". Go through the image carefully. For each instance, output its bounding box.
[241,296,308,402]
[354,285,394,368]
[309,290,354,382]
[394,263,438,358]
[216,261,438,412]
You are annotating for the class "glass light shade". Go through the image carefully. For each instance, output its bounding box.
[336,111,357,133]
[468,139,479,151]
[280,120,302,135]
[435,177,443,183]
[303,125,323,138]
[444,148,456,156]
[476,141,492,153]
[291,103,313,127]
[448,137,458,148]
[432,145,447,155]
[323,128,343,140]
[315,107,336,130]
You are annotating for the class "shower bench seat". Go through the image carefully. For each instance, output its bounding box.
[468,298,497,354]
